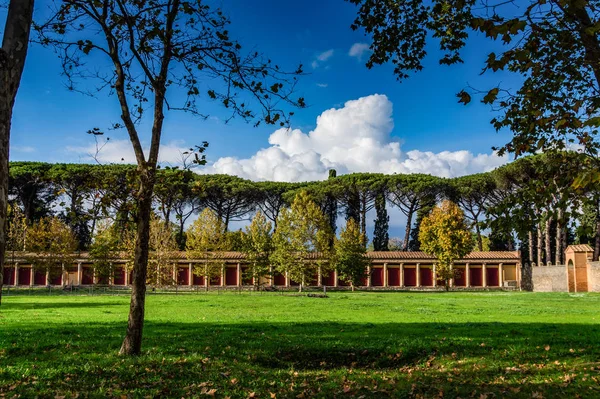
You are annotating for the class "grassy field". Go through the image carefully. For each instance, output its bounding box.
[1,291,600,398]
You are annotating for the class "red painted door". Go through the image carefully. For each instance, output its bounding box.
[81,267,93,285]
[18,267,31,286]
[290,279,300,286]
[192,274,205,286]
[3,267,14,285]
[225,267,238,285]
[210,275,221,286]
[371,267,383,286]
[486,267,499,287]
[404,268,417,286]
[453,268,466,287]
[420,268,433,286]
[176,268,188,285]
[273,272,286,286]
[113,268,126,285]
[470,268,483,287]
[322,271,335,286]
[387,268,400,286]
[34,269,47,285]
[337,278,349,286]
[49,270,62,285]
[310,272,319,286]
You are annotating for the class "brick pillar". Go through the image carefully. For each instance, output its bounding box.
[400,263,404,287]
[499,263,504,288]
[482,263,487,288]
[62,264,66,286]
[77,262,82,286]
[237,263,241,287]
[124,265,129,286]
[416,263,421,287]
[383,263,388,287]
[30,266,34,287]
[466,263,470,287]
[517,263,522,290]
[221,266,225,287]
[433,264,437,288]
[14,263,19,286]
[269,266,274,287]
[189,262,193,287]
[285,271,290,287]
[367,266,372,287]
[46,269,50,286]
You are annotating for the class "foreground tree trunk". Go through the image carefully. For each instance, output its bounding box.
[0,0,35,308]
[119,171,154,355]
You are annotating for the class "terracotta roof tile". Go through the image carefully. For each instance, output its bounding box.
[565,244,594,253]
[9,250,520,263]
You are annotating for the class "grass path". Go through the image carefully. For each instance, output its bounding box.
[1,292,600,398]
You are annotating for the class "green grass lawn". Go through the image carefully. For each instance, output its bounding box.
[1,291,600,398]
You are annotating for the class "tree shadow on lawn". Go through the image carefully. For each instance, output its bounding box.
[2,321,600,397]
[2,301,124,310]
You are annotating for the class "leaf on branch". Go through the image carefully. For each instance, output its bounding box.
[482,88,499,104]
[457,90,471,105]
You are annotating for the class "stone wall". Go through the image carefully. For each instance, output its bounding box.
[532,265,568,292]
[589,262,600,292]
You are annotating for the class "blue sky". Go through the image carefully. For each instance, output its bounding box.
[6,0,526,239]
[10,0,519,171]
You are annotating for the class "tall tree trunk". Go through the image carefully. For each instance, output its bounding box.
[555,210,564,265]
[0,0,35,308]
[537,224,543,266]
[528,231,534,264]
[474,220,483,251]
[360,195,367,237]
[594,215,600,262]
[545,216,552,265]
[119,171,154,356]
[403,204,415,251]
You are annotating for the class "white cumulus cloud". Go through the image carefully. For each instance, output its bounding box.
[349,43,370,60]
[205,94,508,181]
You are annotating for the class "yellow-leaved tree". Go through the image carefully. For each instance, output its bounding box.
[243,211,273,289]
[419,200,473,291]
[271,191,333,292]
[186,208,227,287]
[25,217,77,284]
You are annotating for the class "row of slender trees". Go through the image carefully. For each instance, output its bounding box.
[7,151,600,265]
[7,191,374,292]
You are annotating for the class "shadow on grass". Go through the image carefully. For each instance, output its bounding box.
[2,320,600,398]
[2,301,123,310]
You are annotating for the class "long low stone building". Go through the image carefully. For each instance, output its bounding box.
[2,251,522,289]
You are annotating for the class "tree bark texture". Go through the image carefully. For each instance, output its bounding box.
[403,203,415,251]
[537,224,543,266]
[0,0,35,307]
[545,216,552,265]
[555,210,564,265]
[528,231,534,264]
[119,171,154,355]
